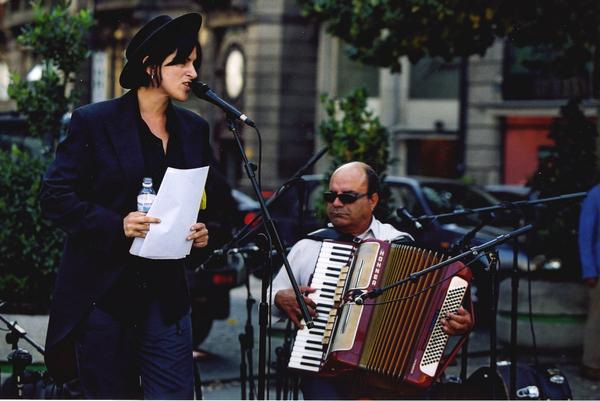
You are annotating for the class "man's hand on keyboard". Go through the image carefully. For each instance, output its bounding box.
[274,287,318,329]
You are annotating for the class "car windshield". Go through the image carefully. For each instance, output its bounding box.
[421,182,499,215]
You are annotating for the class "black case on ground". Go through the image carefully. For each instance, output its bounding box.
[464,363,572,400]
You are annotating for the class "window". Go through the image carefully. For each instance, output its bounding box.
[409,57,459,99]
[503,44,593,100]
[336,43,379,97]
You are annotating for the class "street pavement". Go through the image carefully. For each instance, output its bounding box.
[198,276,600,400]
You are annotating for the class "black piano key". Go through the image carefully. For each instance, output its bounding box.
[331,245,354,251]
[300,361,320,367]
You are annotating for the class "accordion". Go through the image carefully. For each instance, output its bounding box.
[288,238,472,390]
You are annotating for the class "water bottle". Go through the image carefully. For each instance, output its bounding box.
[137,177,156,213]
[516,385,540,399]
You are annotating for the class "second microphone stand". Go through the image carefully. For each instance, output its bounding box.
[402,192,586,398]
[353,225,532,400]
[226,118,314,399]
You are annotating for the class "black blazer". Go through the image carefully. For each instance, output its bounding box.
[40,90,211,382]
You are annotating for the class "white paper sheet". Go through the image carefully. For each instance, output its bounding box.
[130,166,209,259]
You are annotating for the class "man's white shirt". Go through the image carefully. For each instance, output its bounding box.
[269,218,412,319]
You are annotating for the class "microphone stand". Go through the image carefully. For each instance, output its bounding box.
[0,311,46,399]
[231,146,328,246]
[447,213,493,385]
[401,191,586,398]
[197,147,328,272]
[406,192,587,225]
[225,118,314,399]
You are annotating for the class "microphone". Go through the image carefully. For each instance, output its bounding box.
[397,207,423,230]
[227,244,260,255]
[190,80,256,127]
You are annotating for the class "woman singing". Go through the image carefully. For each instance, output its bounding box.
[40,13,210,398]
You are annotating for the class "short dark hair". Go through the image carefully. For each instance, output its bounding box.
[132,35,202,89]
[364,164,380,196]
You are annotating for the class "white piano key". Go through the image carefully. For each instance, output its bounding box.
[289,356,324,368]
[290,348,324,360]
[288,361,321,372]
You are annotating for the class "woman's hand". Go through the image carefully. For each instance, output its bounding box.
[188,222,209,248]
[123,211,161,238]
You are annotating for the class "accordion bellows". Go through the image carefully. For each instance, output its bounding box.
[289,239,472,390]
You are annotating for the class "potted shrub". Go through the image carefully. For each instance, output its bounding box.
[0,0,92,362]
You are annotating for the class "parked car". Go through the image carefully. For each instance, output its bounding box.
[231,188,261,225]
[484,184,532,203]
[484,184,575,274]
[384,176,529,269]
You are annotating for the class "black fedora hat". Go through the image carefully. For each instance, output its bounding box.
[119,13,202,89]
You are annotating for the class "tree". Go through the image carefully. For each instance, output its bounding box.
[317,88,394,221]
[8,0,93,153]
[297,0,600,86]
[0,146,64,313]
[0,0,92,312]
[528,100,598,277]
[196,0,241,11]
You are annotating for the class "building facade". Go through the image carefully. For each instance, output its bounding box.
[0,0,596,189]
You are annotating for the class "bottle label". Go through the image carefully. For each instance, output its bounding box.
[137,193,156,212]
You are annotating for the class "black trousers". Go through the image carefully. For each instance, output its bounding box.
[74,300,194,399]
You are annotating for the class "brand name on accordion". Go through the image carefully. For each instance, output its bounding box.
[371,249,386,286]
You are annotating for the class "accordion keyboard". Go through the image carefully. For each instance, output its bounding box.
[288,241,356,372]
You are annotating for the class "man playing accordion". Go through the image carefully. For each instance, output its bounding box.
[270,162,473,399]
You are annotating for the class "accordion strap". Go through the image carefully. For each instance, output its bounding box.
[305,227,360,243]
[306,227,414,246]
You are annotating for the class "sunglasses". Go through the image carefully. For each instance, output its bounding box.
[323,191,369,204]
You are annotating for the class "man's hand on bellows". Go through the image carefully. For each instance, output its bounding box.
[440,306,473,336]
[274,287,317,329]
[188,222,209,248]
[123,211,160,238]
